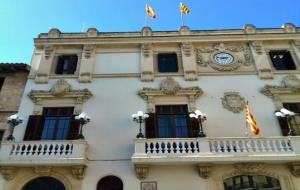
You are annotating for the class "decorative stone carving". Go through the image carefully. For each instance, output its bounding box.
[34,166,52,174]
[293,40,300,51]
[48,28,61,38]
[71,165,86,179]
[79,72,92,83]
[181,42,193,57]
[222,92,246,113]
[196,43,252,71]
[44,45,54,60]
[160,77,181,95]
[141,181,157,190]
[135,165,149,180]
[234,163,265,174]
[251,41,263,54]
[261,75,300,98]
[282,23,296,33]
[290,162,300,177]
[258,68,273,79]
[0,166,18,181]
[244,24,256,34]
[179,26,190,35]
[141,43,152,58]
[86,28,98,37]
[139,77,203,112]
[83,45,94,59]
[35,73,49,84]
[50,79,71,96]
[198,164,212,179]
[28,79,92,114]
[141,27,152,36]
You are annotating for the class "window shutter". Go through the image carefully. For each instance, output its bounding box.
[55,56,64,74]
[23,115,45,141]
[189,117,199,137]
[68,55,78,74]
[277,117,289,136]
[145,113,156,138]
[67,115,80,140]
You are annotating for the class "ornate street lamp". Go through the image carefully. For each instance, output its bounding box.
[75,112,91,140]
[132,111,149,138]
[7,114,23,141]
[189,110,207,137]
[275,108,295,136]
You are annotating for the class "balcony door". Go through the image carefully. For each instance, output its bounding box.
[278,103,300,136]
[22,177,66,190]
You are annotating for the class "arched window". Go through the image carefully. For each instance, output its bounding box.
[224,175,281,190]
[22,176,66,190]
[97,175,123,190]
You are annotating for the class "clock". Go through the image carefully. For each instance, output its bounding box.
[214,53,234,65]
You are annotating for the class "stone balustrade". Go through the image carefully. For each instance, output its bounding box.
[0,140,87,166]
[132,136,300,164]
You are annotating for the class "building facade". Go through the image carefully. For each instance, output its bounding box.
[0,24,300,190]
[0,63,29,142]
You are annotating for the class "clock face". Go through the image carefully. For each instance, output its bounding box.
[214,53,234,65]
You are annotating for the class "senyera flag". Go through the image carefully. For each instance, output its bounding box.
[180,2,190,14]
[146,4,156,19]
[245,103,260,136]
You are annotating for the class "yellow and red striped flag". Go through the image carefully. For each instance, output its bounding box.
[146,4,156,19]
[245,103,260,136]
[180,2,190,14]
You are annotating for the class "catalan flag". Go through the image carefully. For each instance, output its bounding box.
[245,103,260,136]
[146,4,156,19]
[180,2,190,14]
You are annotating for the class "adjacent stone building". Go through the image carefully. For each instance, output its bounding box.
[1,24,300,190]
[0,63,29,141]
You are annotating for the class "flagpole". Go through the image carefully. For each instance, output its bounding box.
[181,12,184,26]
[144,4,148,26]
[245,101,249,137]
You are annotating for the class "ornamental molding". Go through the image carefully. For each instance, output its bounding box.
[198,164,213,179]
[28,79,92,114]
[141,43,152,58]
[83,45,94,59]
[141,181,157,190]
[33,166,52,174]
[290,162,300,177]
[135,165,149,180]
[293,40,300,51]
[196,43,253,71]
[138,77,203,112]
[181,42,193,57]
[71,165,86,179]
[250,41,263,54]
[141,27,152,36]
[86,28,98,37]
[48,28,61,38]
[221,92,246,113]
[44,45,54,60]
[0,166,18,181]
[234,163,266,174]
[261,75,300,98]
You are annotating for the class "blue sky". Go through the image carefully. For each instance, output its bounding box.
[1,0,300,64]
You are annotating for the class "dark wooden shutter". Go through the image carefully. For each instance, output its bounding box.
[68,55,78,74]
[23,115,45,141]
[189,117,199,137]
[277,117,289,136]
[55,56,64,74]
[67,115,80,140]
[145,113,156,138]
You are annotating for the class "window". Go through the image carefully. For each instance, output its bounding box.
[22,177,66,190]
[157,53,178,72]
[145,105,199,138]
[24,107,80,141]
[97,176,123,190]
[0,77,5,91]
[55,55,78,74]
[269,50,296,70]
[277,103,300,136]
[0,130,4,141]
[224,175,281,190]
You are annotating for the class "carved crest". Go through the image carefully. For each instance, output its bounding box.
[160,77,181,95]
[222,92,246,113]
[50,79,71,96]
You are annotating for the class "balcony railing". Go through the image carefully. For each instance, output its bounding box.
[132,136,300,164]
[0,140,87,166]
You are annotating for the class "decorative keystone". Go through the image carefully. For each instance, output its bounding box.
[71,166,86,180]
[0,166,18,181]
[135,165,149,180]
[198,164,213,179]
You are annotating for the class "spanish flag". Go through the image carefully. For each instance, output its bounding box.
[245,103,260,136]
[180,2,190,14]
[146,4,156,19]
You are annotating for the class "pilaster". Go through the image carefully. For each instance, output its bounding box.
[78,45,95,83]
[140,43,154,82]
[181,42,198,81]
[35,45,55,83]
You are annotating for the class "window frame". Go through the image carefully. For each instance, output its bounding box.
[153,51,183,75]
[55,54,79,75]
[268,50,297,71]
[157,53,179,73]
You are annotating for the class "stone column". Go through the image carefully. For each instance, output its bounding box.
[249,41,274,79]
[181,42,198,81]
[78,45,95,83]
[35,45,55,83]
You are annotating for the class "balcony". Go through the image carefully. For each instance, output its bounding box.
[0,140,88,166]
[132,136,300,164]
